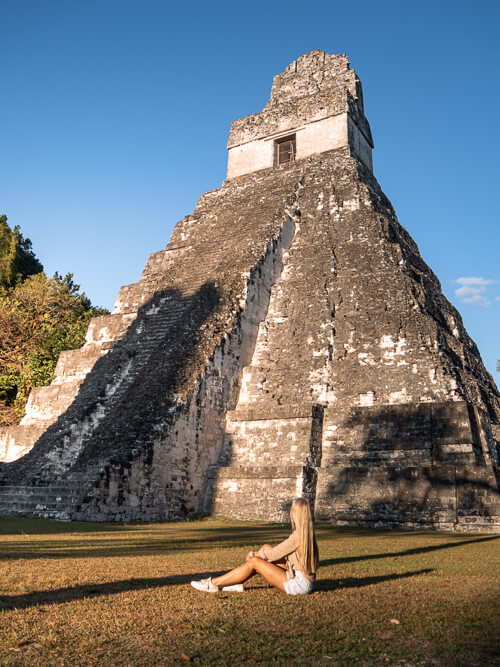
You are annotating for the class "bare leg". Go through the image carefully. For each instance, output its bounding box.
[212,557,288,592]
[212,562,255,587]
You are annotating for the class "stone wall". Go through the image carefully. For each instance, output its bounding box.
[227,50,373,178]
[227,113,367,178]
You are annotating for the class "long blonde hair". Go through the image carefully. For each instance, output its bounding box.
[290,497,319,576]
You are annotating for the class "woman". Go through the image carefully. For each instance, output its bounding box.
[190,497,319,595]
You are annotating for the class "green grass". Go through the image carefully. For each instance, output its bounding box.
[0,517,498,665]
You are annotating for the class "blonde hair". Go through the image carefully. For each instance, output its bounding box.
[290,497,319,576]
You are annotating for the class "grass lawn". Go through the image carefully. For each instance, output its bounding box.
[0,517,498,666]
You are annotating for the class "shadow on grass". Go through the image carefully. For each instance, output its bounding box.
[0,534,290,561]
[314,568,433,592]
[0,517,138,536]
[1,523,497,561]
[0,517,288,537]
[0,518,386,538]
[0,567,434,611]
[0,524,293,560]
[320,535,499,567]
[0,571,219,611]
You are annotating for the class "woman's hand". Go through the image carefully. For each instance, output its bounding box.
[245,550,255,562]
[257,544,272,559]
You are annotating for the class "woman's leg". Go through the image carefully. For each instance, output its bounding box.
[212,562,255,587]
[213,557,288,592]
[211,545,274,587]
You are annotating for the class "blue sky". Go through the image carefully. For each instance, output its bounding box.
[1,0,499,378]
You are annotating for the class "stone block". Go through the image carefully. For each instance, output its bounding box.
[315,465,458,527]
[212,465,306,522]
[54,344,106,381]
[20,379,82,426]
[85,313,136,345]
[0,425,46,462]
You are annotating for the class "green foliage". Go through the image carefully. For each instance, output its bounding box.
[0,214,43,287]
[0,267,108,426]
[0,214,108,424]
[0,215,17,287]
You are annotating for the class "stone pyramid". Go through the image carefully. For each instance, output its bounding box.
[0,51,499,531]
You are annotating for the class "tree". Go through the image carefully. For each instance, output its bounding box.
[0,271,108,426]
[0,214,43,287]
[0,215,109,425]
[0,215,18,287]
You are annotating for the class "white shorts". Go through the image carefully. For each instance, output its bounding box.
[284,570,314,596]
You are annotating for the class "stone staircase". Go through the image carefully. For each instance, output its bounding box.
[0,467,103,520]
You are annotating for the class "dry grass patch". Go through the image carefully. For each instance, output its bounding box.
[0,516,498,665]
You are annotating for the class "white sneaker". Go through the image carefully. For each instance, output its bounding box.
[221,584,245,592]
[190,577,219,593]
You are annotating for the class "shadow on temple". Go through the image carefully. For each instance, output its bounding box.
[320,402,499,527]
[0,282,220,494]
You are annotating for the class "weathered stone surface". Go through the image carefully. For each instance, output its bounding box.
[0,425,46,463]
[227,50,373,178]
[0,50,498,531]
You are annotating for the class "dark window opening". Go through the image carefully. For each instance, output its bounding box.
[276,134,296,165]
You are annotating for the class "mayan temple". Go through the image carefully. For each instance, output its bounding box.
[0,50,499,531]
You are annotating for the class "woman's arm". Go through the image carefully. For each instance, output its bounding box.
[258,532,298,562]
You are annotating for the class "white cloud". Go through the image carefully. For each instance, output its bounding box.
[454,277,496,307]
[456,276,495,287]
[460,293,490,307]
[455,285,484,298]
